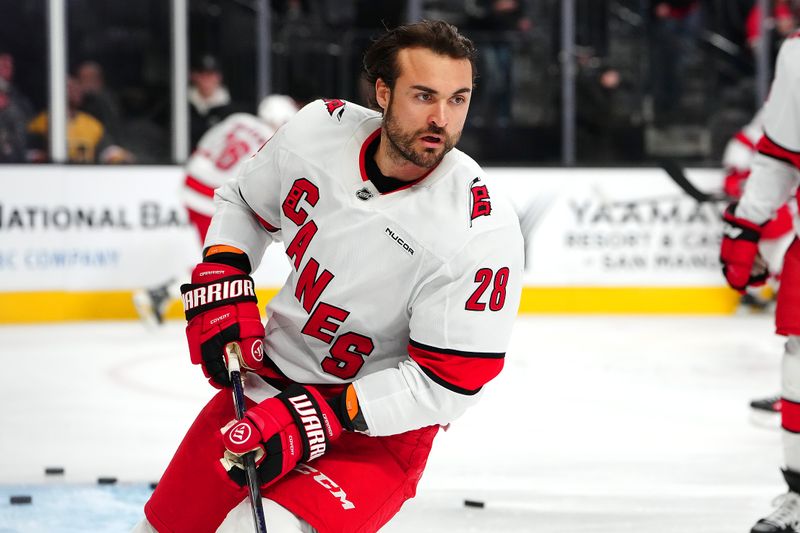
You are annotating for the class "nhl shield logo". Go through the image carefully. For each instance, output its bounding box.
[355,187,373,201]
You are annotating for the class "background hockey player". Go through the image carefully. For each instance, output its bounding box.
[722,103,796,416]
[133,20,523,532]
[723,106,794,312]
[718,31,800,533]
[133,94,298,326]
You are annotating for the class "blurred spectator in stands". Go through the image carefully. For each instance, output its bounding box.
[189,54,233,149]
[26,76,133,164]
[465,0,533,128]
[75,60,123,140]
[746,0,797,50]
[0,83,28,162]
[0,50,34,121]
[576,59,643,162]
[648,1,701,126]
[118,88,169,164]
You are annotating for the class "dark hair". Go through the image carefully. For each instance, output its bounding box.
[362,20,477,91]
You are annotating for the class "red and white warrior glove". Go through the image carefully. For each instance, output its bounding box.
[720,203,768,292]
[220,384,343,488]
[181,262,265,388]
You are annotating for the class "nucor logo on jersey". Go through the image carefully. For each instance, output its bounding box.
[294,463,355,510]
[385,227,414,255]
[287,394,330,460]
[182,279,255,310]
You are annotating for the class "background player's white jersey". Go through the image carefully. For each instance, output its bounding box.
[182,113,275,217]
[722,107,764,173]
[207,99,524,436]
[736,34,800,227]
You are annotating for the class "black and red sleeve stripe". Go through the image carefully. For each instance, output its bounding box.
[408,339,505,396]
[757,133,800,171]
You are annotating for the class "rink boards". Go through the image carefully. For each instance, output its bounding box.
[0,165,739,322]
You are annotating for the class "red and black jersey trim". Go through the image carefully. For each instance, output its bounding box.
[757,133,800,171]
[408,339,504,396]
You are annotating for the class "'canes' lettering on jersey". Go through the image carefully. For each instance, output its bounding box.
[206,99,524,436]
[280,176,377,380]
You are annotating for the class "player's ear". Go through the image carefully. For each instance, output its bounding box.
[375,79,390,112]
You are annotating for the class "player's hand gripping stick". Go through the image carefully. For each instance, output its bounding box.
[225,342,268,533]
[181,262,265,388]
[221,372,343,490]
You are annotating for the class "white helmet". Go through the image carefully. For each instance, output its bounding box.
[258,94,298,130]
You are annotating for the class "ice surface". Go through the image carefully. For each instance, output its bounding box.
[0,314,787,531]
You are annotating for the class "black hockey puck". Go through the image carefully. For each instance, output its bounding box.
[10,495,32,505]
[464,499,485,509]
[97,477,117,485]
[45,467,64,475]
[149,482,158,490]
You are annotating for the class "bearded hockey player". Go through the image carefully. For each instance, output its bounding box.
[133,20,523,533]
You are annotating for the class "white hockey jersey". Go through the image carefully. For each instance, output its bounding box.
[182,113,275,217]
[736,33,800,226]
[206,99,524,436]
[722,107,764,173]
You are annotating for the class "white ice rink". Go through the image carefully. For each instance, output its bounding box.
[0,313,790,532]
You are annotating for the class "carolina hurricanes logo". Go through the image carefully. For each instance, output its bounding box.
[229,422,252,445]
[251,339,264,363]
[469,177,492,223]
[322,98,346,121]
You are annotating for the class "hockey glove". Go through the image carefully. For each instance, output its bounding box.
[220,384,342,488]
[720,203,768,292]
[181,262,265,388]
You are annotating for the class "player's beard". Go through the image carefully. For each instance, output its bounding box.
[383,99,460,169]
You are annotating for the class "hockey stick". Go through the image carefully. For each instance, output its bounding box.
[661,160,731,204]
[226,343,268,533]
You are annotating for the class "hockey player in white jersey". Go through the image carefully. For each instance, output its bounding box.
[722,103,795,415]
[723,106,794,311]
[719,31,800,533]
[134,20,523,533]
[132,95,298,326]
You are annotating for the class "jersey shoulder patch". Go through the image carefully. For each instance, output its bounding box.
[321,98,347,122]
[468,176,492,224]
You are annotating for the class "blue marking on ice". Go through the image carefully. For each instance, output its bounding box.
[0,484,150,533]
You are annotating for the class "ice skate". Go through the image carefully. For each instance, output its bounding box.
[751,395,783,414]
[752,492,800,533]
